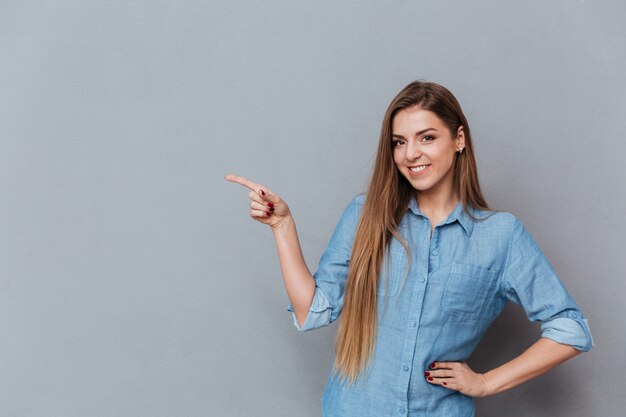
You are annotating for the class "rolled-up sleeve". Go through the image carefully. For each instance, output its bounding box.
[499,217,595,351]
[286,195,362,332]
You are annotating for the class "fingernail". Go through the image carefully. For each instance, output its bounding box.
[443,382,448,386]
[269,207,275,212]
[260,189,265,196]
[266,211,271,216]
[267,202,274,208]
[424,372,430,376]
[429,363,436,369]
[427,377,433,381]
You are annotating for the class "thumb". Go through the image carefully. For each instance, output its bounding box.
[259,186,280,204]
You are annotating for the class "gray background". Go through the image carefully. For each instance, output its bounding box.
[1,1,624,416]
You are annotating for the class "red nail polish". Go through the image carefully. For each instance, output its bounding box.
[268,202,274,208]
[424,372,430,376]
[427,377,433,381]
[429,363,436,369]
[260,189,265,196]
[266,211,271,216]
[269,207,275,212]
[443,382,448,386]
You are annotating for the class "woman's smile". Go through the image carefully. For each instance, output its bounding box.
[408,164,431,175]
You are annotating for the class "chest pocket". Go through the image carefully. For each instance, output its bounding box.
[443,262,499,320]
[377,245,407,296]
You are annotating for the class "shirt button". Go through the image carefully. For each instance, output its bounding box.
[399,408,406,414]
[572,312,579,319]
[418,277,425,283]
[431,249,438,256]
[409,320,416,327]
[403,364,410,372]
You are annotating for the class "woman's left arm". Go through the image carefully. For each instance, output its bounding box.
[483,337,581,395]
[427,217,595,396]
[427,337,582,397]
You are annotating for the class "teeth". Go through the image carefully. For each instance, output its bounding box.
[410,165,429,172]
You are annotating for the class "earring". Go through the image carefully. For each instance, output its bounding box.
[457,146,464,154]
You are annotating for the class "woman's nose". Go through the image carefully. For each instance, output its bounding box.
[406,142,422,160]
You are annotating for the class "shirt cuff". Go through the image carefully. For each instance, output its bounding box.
[540,315,595,352]
[286,287,333,332]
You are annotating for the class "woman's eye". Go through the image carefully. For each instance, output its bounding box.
[392,140,404,147]
[422,136,434,142]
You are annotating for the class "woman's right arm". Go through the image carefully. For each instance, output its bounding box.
[226,173,362,332]
[224,174,316,328]
[271,215,316,328]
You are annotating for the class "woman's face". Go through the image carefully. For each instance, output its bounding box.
[391,107,464,196]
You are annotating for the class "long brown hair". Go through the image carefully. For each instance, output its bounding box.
[332,80,494,385]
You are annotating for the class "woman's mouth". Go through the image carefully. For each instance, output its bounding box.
[408,164,430,176]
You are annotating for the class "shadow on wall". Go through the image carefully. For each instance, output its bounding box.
[470,304,588,416]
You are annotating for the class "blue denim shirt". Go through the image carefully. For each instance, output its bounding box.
[287,193,594,417]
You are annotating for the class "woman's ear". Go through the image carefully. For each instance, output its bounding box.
[456,126,465,147]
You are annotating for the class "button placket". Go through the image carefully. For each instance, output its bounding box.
[431,230,439,255]
[396,233,425,410]
[428,227,440,271]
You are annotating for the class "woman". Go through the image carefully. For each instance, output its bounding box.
[225,80,594,416]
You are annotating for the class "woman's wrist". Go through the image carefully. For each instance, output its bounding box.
[480,370,499,397]
[271,213,295,233]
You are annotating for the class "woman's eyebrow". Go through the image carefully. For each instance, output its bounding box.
[391,128,438,138]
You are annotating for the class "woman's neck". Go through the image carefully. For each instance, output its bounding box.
[416,189,460,218]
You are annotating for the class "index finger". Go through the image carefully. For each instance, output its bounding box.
[429,361,461,370]
[224,173,265,194]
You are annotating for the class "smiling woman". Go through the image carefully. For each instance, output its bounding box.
[226,80,594,417]
[392,109,462,196]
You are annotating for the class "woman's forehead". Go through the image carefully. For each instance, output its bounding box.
[392,108,445,134]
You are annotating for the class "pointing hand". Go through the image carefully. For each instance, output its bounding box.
[224,173,292,230]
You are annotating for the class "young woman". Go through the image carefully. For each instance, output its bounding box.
[225,80,594,416]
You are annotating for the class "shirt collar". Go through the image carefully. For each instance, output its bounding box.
[407,195,475,237]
